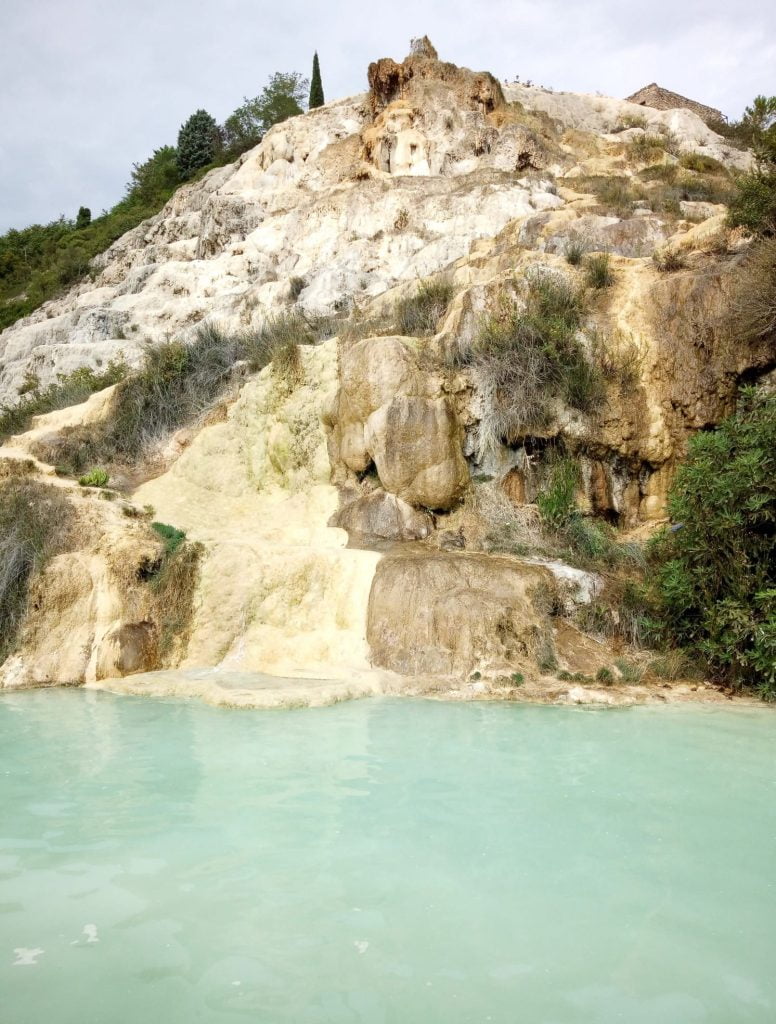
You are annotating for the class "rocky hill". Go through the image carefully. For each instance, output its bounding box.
[0,41,771,705]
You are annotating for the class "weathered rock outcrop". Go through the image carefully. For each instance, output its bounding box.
[367,550,553,676]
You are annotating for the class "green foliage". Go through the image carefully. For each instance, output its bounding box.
[176,109,221,179]
[309,52,325,109]
[127,146,180,206]
[151,521,186,555]
[584,252,614,289]
[75,206,91,229]
[614,657,645,683]
[395,277,454,336]
[78,468,109,488]
[649,389,776,694]
[728,172,776,234]
[0,146,181,332]
[728,95,776,234]
[222,72,308,156]
[0,480,75,662]
[537,456,578,529]
[628,133,671,163]
[595,667,614,684]
[0,361,126,442]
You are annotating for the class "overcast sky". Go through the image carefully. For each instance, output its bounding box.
[1,0,774,232]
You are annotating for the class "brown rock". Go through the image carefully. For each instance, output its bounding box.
[366,395,469,510]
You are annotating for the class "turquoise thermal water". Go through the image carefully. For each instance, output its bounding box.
[1,691,775,1024]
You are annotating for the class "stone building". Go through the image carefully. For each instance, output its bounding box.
[626,83,724,124]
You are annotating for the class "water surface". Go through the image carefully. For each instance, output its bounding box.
[1,691,775,1023]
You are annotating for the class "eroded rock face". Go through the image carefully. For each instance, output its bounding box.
[327,334,469,510]
[367,549,550,675]
[96,622,157,680]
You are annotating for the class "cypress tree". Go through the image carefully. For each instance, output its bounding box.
[176,109,221,180]
[309,52,324,109]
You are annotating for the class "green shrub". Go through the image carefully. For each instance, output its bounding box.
[595,667,614,684]
[537,456,578,529]
[395,277,454,336]
[0,361,126,442]
[679,152,726,174]
[584,253,614,289]
[629,134,671,163]
[0,480,75,662]
[639,163,678,184]
[728,172,776,234]
[727,95,776,234]
[581,175,642,217]
[731,237,776,343]
[151,521,187,555]
[649,388,776,695]
[78,468,109,488]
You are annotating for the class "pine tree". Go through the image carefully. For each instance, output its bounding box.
[75,206,91,229]
[176,109,221,180]
[309,52,324,109]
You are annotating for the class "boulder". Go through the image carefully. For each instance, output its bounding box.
[366,395,469,510]
[332,489,433,541]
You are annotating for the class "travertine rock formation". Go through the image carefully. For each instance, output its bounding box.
[1,40,772,700]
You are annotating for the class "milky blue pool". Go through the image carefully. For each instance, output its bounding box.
[2,691,775,1023]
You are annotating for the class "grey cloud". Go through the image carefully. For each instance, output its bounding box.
[1,0,774,231]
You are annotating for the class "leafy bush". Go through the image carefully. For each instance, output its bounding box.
[0,480,75,662]
[581,175,642,217]
[395,277,454,336]
[649,389,776,695]
[584,253,614,289]
[595,666,614,684]
[222,72,308,156]
[0,361,126,442]
[145,527,203,659]
[629,134,672,163]
[78,468,109,488]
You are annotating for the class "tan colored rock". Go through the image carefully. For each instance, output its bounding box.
[95,622,157,679]
[366,395,469,510]
[367,549,549,675]
[332,489,433,541]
